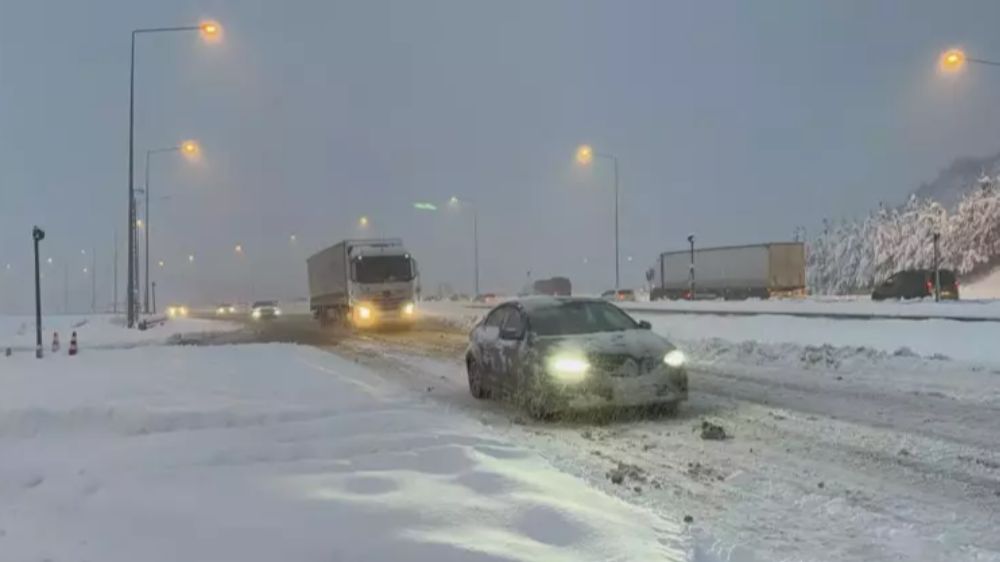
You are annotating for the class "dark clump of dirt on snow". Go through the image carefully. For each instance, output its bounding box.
[699,420,728,440]
[606,461,647,486]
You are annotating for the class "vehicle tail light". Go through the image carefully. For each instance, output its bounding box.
[926,280,934,292]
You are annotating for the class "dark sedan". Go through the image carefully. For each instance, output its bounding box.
[465,297,688,417]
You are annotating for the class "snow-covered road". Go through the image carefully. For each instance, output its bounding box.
[3,308,998,561]
[0,344,691,562]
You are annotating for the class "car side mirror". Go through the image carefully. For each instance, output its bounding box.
[638,320,652,330]
[499,327,523,340]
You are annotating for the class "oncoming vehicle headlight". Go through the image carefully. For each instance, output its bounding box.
[357,305,372,320]
[252,308,261,319]
[547,354,590,383]
[402,302,415,316]
[216,307,226,315]
[274,307,282,316]
[167,306,177,317]
[663,349,686,368]
[180,306,188,317]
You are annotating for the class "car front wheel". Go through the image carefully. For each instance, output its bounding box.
[467,359,487,399]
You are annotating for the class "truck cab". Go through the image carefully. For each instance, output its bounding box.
[348,244,418,326]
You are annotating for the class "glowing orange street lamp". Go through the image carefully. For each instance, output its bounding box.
[938,47,1000,73]
[200,21,222,42]
[940,48,966,72]
[180,140,200,158]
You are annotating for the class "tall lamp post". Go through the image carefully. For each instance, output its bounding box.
[126,20,220,328]
[140,140,200,314]
[448,197,479,296]
[32,227,45,358]
[575,145,621,289]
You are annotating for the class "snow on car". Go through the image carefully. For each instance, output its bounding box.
[465,297,688,417]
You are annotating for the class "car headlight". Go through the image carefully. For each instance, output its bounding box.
[180,306,188,317]
[663,349,686,368]
[357,305,372,320]
[274,307,282,316]
[402,302,415,315]
[167,307,177,317]
[547,354,590,383]
[228,306,236,313]
[252,309,261,319]
[216,307,225,314]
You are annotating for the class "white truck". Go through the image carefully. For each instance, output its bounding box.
[307,239,419,327]
[652,242,805,300]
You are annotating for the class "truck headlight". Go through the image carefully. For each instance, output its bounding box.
[663,349,686,368]
[547,354,590,383]
[357,305,372,320]
[252,309,261,319]
[274,307,282,316]
[402,302,415,315]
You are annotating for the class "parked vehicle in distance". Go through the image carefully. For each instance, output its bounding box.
[532,276,572,296]
[653,242,805,300]
[465,297,688,418]
[307,239,418,327]
[601,289,636,302]
[250,300,281,320]
[872,269,959,301]
[215,303,236,315]
[474,293,499,304]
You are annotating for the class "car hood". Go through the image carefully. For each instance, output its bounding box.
[534,329,675,359]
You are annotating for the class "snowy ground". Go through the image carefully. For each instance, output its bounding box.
[0,313,239,352]
[0,343,696,561]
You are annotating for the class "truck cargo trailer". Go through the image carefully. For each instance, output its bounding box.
[652,242,805,300]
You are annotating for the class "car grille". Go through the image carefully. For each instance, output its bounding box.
[590,353,659,377]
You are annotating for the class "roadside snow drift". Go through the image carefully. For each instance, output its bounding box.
[0,313,238,351]
[0,345,691,561]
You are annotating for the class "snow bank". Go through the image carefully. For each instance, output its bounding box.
[644,313,999,365]
[0,313,239,351]
[622,297,1000,320]
[0,345,694,561]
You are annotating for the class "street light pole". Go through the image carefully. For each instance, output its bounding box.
[575,146,621,289]
[32,227,45,359]
[126,23,218,328]
[687,234,695,301]
[142,145,184,314]
[473,205,480,296]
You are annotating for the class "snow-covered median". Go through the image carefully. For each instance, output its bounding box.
[0,313,239,351]
[0,344,692,561]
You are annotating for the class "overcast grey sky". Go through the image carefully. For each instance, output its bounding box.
[3,0,1000,311]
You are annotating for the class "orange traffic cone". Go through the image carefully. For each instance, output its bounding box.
[51,332,60,353]
[68,332,78,356]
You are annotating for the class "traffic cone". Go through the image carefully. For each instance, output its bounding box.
[51,332,60,353]
[68,332,78,356]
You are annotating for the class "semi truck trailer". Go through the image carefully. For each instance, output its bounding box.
[652,242,805,300]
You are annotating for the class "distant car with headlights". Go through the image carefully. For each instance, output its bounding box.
[215,303,237,315]
[250,300,281,320]
[601,289,636,302]
[165,305,189,318]
[465,297,688,417]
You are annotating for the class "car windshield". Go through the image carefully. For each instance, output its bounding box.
[529,301,638,336]
[353,256,414,283]
[252,301,276,308]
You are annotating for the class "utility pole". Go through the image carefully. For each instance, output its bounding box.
[933,232,941,302]
[687,234,695,300]
[152,281,157,315]
[113,230,119,313]
[63,262,69,314]
[91,248,97,312]
[32,227,45,359]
